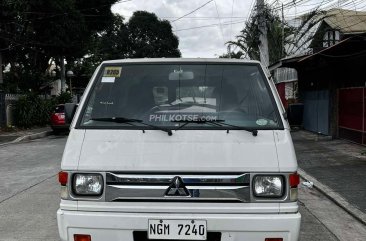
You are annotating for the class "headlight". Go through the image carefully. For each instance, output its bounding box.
[73,173,103,196]
[253,175,284,197]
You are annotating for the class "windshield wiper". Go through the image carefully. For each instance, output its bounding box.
[91,117,173,136]
[172,119,258,136]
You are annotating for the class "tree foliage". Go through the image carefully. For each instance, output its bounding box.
[227,5,294,65]
[227,4,325,65]
[92,11,181,61]
[0,0,119,93]
[127,11,181,58]
[219,51,245,59]
[1,3,181,93]
[81,11,181,78]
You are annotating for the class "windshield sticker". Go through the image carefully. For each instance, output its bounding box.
[101,77,115,83]
[149,114,217,122]
[256,119,268,126]
[104,66,122,77]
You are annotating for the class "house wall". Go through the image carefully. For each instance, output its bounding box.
[275,81,298,109]
[338,87,366,145]
[302,90,330,135]
[276,83,287,109]
[296,50,366,139]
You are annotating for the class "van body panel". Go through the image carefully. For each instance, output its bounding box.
[77,129,280,172]
[58,59,300,241]
[61,129,85,170]
[273,130,298,172]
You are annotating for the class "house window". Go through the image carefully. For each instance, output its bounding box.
[323,30,340,47]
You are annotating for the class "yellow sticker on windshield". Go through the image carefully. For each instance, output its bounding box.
[104,67,122,77]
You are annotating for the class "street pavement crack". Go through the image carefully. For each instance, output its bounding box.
[0,174,57,205]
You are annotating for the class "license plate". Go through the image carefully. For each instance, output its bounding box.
[148,219,207,240]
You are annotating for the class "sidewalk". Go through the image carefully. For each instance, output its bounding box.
[0,127,53,145]
[292,130,366,221]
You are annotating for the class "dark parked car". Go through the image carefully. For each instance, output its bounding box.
[51,104,69,133]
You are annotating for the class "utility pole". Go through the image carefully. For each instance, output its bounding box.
[0,51,3,84]
[257,0,269,67]
[60,57,66,92]
[281,3,285,58]
[0,51,5,127]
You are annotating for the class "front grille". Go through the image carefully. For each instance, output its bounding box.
[105,173,250,203]
[133,231,221,241]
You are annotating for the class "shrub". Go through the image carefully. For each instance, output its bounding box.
[56,92,73,104]
[14,93,55,128]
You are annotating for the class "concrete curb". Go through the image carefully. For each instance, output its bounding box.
[13,130,53,142]
[0,130,53,146]
[298,168,366,225]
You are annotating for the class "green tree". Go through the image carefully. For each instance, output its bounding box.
[227,5,293,64]
[0,0,118,93]
[227,4,324,65]
[79,11,181,79]
[91,15,131,61]
[219,51,245,59]
[127,11,181,58]
[0,0,26,85]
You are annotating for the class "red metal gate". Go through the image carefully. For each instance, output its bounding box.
[338,87,366,145]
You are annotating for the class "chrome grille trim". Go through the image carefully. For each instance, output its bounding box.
[106,173,250,185]
[108,185,247,190]
[105,173,250,202]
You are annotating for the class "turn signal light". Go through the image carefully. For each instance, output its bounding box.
[74,234,91,241]
[265,238,283,241]
[289,173,300,188]
[58,171,68,186]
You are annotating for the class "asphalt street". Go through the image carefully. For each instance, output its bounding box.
[0,135,365,241]
[292,131,366,213]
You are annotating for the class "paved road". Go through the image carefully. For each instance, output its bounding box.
[292,130,366,213]
[0,135,65,241]
[0,135,363,241]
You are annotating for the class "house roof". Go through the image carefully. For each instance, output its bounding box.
[268,54,308,71]
[323,8,366,34]
[272,36,366,71]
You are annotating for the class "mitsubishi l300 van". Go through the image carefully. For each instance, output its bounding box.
[57,58,301,241]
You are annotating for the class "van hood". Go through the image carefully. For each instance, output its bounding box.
[64,129,282,172]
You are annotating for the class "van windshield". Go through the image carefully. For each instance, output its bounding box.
[79,63,283,130]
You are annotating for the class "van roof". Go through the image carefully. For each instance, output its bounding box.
[102,58,261,65]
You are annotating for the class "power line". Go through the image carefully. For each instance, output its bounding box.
[229,0,235,41]
[171,0,214,23]
[163,16,246,19]
[173,19,246,32]
[213,0,225,43]
[246,0,256,24]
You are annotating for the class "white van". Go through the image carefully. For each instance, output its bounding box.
[57,58,301,241]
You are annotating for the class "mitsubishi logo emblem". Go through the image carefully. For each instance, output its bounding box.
[165,176,191,197]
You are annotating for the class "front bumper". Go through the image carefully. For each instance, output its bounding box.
[57,209,301,241]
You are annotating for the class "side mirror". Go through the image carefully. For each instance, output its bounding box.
[283,112,288,120]
[65,103,78,124]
